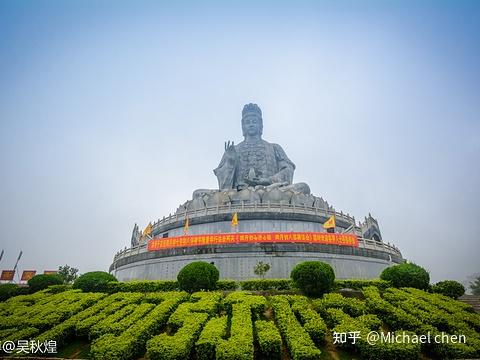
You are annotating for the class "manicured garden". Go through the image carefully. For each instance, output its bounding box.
[0,262,479,359]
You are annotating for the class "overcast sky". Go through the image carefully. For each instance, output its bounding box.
[0,1,479,284]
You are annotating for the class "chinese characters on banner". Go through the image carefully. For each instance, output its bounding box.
[43,271,58,275]
[0,270,15,281]
[148,232,359,251]
[20,270,37,281]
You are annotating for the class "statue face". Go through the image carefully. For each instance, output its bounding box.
[242,114,262,137]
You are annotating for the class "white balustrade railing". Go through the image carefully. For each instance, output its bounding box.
[151,203,356,232]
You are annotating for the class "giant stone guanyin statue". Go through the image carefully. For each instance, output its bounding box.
[184,104,318,211]
[214,103,301,190]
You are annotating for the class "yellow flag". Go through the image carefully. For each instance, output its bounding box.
[323,215,336,229]
[184,217,189,235]
[143,222,153,237]
[231,212,238,227]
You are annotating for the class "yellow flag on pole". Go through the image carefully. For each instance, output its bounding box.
[231,212,238,227]
[142,222,153,238]
[184,217,189,235]
[323,215,336,229]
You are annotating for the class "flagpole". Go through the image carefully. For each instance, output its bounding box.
[13,251,22,284]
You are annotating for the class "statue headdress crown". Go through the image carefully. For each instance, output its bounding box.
[242,103,262,119]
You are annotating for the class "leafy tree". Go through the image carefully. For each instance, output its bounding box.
[177,261,219,292]
[290,261,335,297]
[380,262,430,290]
[73,271,117,292]
[470,275,480,295]
[58,264,79,284]
[254,261,271,278]
[28,274,63,292]
[432,280,465,299]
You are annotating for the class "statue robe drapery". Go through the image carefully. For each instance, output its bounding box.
[213,139,295,190]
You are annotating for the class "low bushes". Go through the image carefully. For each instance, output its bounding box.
[146,291,222,360]
[177,262,219,292]
[334,279,391,291]
[73,272,118,293]
[432,280,465,299]
[271,296,321,360]
[313,293,366,317]
[75,293,144,336]
[147,312,209,360]
[195,316,228,360]
[291,301,327,345]
[216,280,238,291]
[240,279,293,291]
[106,280,178,293]
[28,274,63,293]
[255,320,282,358]
[291,261,335,297]
[90,292,188,359]
[0,284,29,301]
[216,303,254,360]
[380,263,429,290]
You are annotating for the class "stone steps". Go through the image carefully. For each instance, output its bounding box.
[459,295,480,313]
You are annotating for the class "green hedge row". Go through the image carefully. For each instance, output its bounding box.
[217,303,254,360]
[0,284,30,302]
[1,291,104,332]
[254,320,282,358]
[90,292,188,360]
[89,304,136,338]
[329,305,421,360]
[0,326,39,344]
[147,312,209,360]
[334,279,391,291]
[403,287,480,330]
[104,279,239,292]
[76,278,394,294]
[363,286,422,331]
[223,291,266,317]
[364,286,480,359]
[106,280,178,293]
[195,316,228,360]
[271,296,321,360]
[28,292,101,331]
[75,292,144,336]
[90,303,155,338]
[168,292,222,329]
[382,288,480,358]
[291,300,327,345]
[240,279,293,291]
[216,280,238,290]
[146,291,223,360]
[35,292,116,346]
[313,292,366,317]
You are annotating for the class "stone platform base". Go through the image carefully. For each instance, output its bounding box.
[110,242,402,281]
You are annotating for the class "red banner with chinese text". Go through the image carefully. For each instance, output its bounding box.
[148,232,358,251]
[21,270,37,281]
[0,270,15,281]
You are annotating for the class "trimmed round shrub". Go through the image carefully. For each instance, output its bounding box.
[432,280,465,299]
[380,263,429,290]
[0,283,29,301]
[73,271,117,292]
[177,261,219,292]
[27,274,63,293]
[290,261,335,297]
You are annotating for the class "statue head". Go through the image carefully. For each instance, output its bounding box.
[241,103,263,138]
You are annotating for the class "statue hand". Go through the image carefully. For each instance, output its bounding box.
[224,141,236,153]
[223,141,236,165]
[244,177,272,186]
